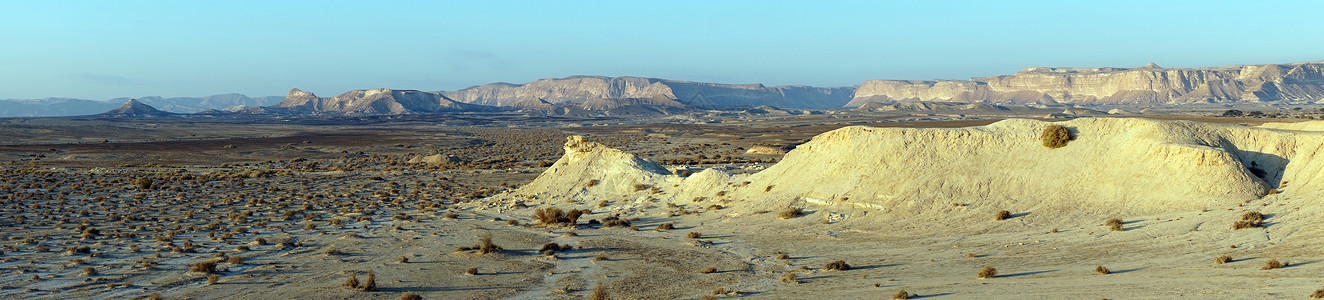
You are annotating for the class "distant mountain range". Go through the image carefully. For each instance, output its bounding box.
[9,61,1324,118]
[0,94,284,117]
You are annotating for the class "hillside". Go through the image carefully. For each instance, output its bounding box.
[849,62,1324,106]
[442,76,856,109]
[271,88,498,115]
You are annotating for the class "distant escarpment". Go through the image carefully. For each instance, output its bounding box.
[442,76,856,109]
[848,62,1324,106]
[271,88,498,115]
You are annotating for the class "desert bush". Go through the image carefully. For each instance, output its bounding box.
[585,179,599,188]
[1234,211,1266,229]
[228,256,245,264]
[1094,265,1110,275]
[191,260,218,274]
[701,267,717,274]
[465,267,478,275]
[1040,124,1073,148]
[1215,255,1233,264]
[1312,288,1324,300]
[781,273,797,283]
[362,271,376,291]
[824,260,851,271]
[994,210,1011,221]
[474,236,502,254]
[977,266,998,279]
[687,232,702,239]
[207,274,220,285]
[776,253,790,260]
[778,208,803,219]
[656,223,674,230]
[344,272,360,288]
[1262,259,1286,270]
[892,289,916,300]
[590,285,609,300]
[601,215,631,228]
[633,184,648,192]
[136,178,153,190]
[398,256,408,263]
[82,266,97,276]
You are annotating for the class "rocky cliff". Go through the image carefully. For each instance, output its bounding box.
[848,62,1324,106]
[442,76,856,109]
[272,88,496,115]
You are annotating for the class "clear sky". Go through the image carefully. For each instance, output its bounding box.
[2,0,1322,99]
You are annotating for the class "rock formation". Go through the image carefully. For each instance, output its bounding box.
[502,118,1324,220]
[98,99,173,118]
[442,76,856,109]
[271,88,496,115]
[849,62,1324,106]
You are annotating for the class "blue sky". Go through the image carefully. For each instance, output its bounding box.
[2,1,1322,99]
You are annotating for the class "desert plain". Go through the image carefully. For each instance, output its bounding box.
[2,107,1324,300]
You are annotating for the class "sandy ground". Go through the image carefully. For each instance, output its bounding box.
[1,110,1322,299]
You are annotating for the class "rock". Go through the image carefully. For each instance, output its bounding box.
[848,62,1324,106]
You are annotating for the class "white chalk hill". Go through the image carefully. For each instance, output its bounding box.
[508,118,1324,221]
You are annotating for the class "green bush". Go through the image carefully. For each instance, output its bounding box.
[1040,125,1073,149]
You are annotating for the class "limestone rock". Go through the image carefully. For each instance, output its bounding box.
[849,62,1324,106]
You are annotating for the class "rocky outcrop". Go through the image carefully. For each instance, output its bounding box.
[99,99,173,118]
[442,76,856,109]
[271,88,497,115]
[849,62,1324,106]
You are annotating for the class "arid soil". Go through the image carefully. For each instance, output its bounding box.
[1,111,1321,299]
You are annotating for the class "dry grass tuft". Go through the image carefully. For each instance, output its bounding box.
[1233,211,1266,229]
[1215,255,1233,264]
[977,266,998,279]
[207,274,220,285]
[362,271,376,291]
[1040,124,1073,148]
[475,236,502,254]
[656,223,674,230]
[190,260,217,274]
[344,272,360,288]
[778,208,803,219]
[590,285,610,300]
[1094,265,1110,275]
[1262,259,1286,270]
[994,210,1012,221]
[892,289,916,300]
[687,232,702,239]
[824,260,851,271]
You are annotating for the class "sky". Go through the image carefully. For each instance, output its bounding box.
[2,0,1322,100]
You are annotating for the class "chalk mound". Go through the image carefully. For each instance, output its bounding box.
[502,118,1324,220]
[743,118,1301,215]
[511,136,679,202]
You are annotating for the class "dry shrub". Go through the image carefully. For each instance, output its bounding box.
[535,207,589,226]
[601,215,632,228]
[977,266,998,279]
[1040,124,1073,148]
[465,267,478,275]
[776,253,791,260]
[994,210,1011,221]
[824,260,851,271]
[228,256,245,264]
[1262,259,1286,270]
[344,273,360,288]
[540,242,573,253]
[585,179,599,188]
[1234,211,1266,229]
[190,260,217,274]
[700,267,717,274]
[476,236,502,254]
[82,267,97,276]
[656,223,674,230]
[1094,265,1110,275]
[778,208,803,219]
[207,274,220,285]
[361,271,376,291]
[401,292,422,300]
[892,289,916,300]
[1215,255,1233,264]
[590,285,610,300]
[1312,288,1324,300]
[781,273,797,283]
[633,184,648,192]
[687,232,702,239]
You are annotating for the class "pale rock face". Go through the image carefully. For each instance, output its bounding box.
[848,63,1324,106]
[443,76,856,109]
[272,88,490,115]
[497,118,1324,220]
